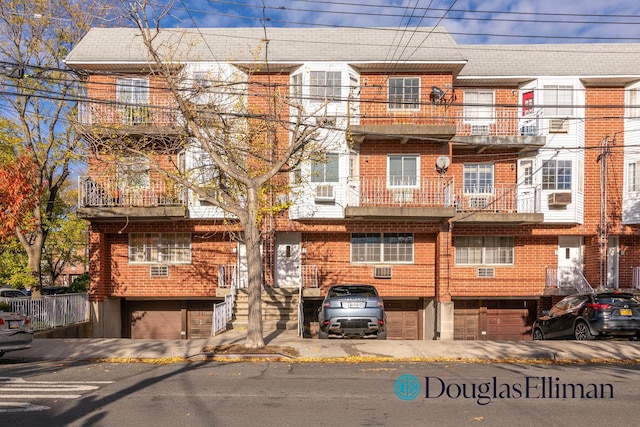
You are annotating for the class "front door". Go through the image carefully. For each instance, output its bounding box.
[607,235,619,288]
[275,232,301,288]
[557,236,583,287]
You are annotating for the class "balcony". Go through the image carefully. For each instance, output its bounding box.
[345,177,457,220]
[453,108,546,152]
[77,176,187,220]
[451,185,543,224]
[77,98,180,135]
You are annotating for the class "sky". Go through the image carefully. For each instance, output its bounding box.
[157,0,640,44]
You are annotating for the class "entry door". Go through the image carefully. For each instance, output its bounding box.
[607,236,619,288]
[275,232,301,288]
[517,158,537,212]
[557,236,583,287]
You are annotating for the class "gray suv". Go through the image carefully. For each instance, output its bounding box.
[318,284,386,339]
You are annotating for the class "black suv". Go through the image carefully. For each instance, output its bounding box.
[318,284,386,339]
[532,291,640,340]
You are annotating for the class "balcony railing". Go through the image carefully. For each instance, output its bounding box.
[347,177,456,208]
[78,176,185,208]
[78,98,178,127]
[453,185,541,214]
[546,267,594,294]
[455,108,543,137]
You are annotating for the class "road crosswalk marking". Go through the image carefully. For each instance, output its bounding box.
[0,377,114,412]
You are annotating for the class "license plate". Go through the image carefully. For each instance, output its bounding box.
[348,302,361,308]
[8,321,20,329]
[620,309,632,316]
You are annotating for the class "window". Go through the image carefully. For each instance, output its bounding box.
[291,73,302,102]
[628,161,640,192]
[311,153,339,182]
[542,160,572,190]
[117,156,150,189]
[464,90,495,122]
[351,233,413,263]
[388,77,420,110]
[310,71,341,102]
[520,159,533,186]
[463,164,494,194]
[116,78,149,125]
[129,233,191,264]
[543,85,573,117]
[628,88,640,118]
[455,236,514,265]
[388,155,419,187]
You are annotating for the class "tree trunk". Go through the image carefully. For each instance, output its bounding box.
[243,188,265,348]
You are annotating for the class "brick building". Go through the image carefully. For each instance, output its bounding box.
[65,27,640,340]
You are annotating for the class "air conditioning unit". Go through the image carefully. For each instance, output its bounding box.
[477,267,495,278]
[467,195,489,210]
[549,118,569,133]
[470,124,490,135]
[150,265,169,277]
[373,265,392,279]
[548,192,572,206]
[393,189,413,203]
[315,185,335,202]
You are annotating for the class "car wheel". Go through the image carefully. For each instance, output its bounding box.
[377,330,387,340]
[532,328,544,340]
[318,329,329,339]
[574,321,595,341]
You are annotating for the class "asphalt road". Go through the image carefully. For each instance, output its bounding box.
[1,359,639,426]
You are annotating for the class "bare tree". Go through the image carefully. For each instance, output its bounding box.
[88,2,335,348]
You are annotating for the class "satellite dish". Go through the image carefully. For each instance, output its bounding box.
[430,86,445,104]
[435,156,450,172]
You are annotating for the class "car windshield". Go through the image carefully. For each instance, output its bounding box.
[328,286,378,298]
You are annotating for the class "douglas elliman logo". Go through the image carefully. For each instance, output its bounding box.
[394,374,613,405]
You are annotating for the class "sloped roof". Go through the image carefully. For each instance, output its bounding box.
[65,26,466,68]
[456,43,640,85]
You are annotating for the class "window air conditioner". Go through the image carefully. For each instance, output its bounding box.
[470,124,490,135]
[548,192,572,206]
[549,118,569,133]
[150,265,169,277]
[373,265,392,279]
[477,267,495,278]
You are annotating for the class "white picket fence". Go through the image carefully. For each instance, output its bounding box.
[211,292,235,336]
[0,293,90,331]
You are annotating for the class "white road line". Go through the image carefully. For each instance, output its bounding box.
[0,402,50,412]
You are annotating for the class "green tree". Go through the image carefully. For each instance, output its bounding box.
[0,0,117,292]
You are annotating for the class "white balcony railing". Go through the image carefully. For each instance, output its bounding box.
[78,98,178,127]
[78,176,185,208]
[347,177,456,208]
[455,108,543,137]
[453,185,541,214]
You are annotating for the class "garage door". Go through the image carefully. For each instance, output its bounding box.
[486,309,531,341]
[454,308,481,340]
[188,302,214,339]
[129,301,182,339]
[385,300,420,340]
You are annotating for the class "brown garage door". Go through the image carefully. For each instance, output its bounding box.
[188,302,214,339]
[385,300,420,340]
[129,301,182,339]
[454,308,481,340]
[486,309,531,341]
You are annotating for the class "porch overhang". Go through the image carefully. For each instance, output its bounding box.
[77,206,188,220]
[453,135,546,153]
[452,212,544,224]
[345,206,456,220]
[347,124,456,144]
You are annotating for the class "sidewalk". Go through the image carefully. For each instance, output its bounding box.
[8,328,640,362]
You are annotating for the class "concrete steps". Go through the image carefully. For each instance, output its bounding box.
[231,288,300,330]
